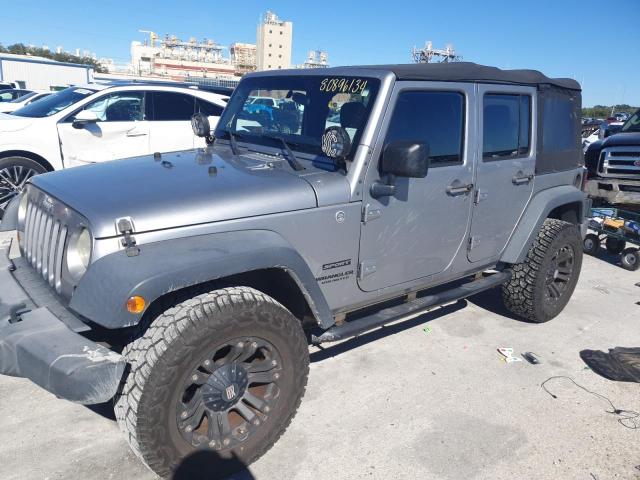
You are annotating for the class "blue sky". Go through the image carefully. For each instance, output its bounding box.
[1,0,638,107]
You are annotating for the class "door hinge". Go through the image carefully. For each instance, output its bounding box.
[474,189,488,205]
[468,236,480,251]
[358,260,377,280]
[361,203,382,224]
[116,217,140,257]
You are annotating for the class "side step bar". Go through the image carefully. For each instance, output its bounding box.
[311,271,511,345]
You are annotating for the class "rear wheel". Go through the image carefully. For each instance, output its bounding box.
[583,233,600,255]
[114,287,309,479]
[0,156,47,217]
[605,237,626,255]
[502,219,583,323]
[621,248,640,271]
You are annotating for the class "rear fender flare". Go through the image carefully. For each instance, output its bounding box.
[501,186,587,264]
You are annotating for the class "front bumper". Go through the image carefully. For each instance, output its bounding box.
[586,178,640,206]
[0,231,125,404]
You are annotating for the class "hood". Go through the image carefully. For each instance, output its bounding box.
[0,113,35,132]
[31,148,320,238]
[602,132,640,148]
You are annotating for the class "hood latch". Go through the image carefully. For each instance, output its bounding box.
[116,217,140,257]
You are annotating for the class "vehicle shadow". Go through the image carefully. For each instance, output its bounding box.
[173,450,255,480]
[85,401,116,421]
[309,300,467,363]
[587,248,625,268]
[465,286,529,322]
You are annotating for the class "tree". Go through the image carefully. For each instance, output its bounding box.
[1,43,107,73]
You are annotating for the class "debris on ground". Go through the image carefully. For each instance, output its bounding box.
[522,352,542,364]
[498,347,522,363]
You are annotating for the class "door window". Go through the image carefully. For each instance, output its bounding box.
[196,98,224,117]
[151,91,195,121]
[483,94,531,160]
[78,92,144,122]
[385,91,465,166]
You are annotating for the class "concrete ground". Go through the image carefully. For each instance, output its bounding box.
[1,253,639,480]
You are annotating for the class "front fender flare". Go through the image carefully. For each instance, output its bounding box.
[501,186,587,264]
[70,230,333,329]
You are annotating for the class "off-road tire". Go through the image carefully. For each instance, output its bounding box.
[621,248,640,271]
[583,233,600,255]
[605,237,626,255]
[114,286,309,479]
[502,219,583,323]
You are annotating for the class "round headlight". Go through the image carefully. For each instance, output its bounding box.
[66,228,92,281]
[17,193,29,228]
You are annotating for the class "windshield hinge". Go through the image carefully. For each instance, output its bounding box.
[116,217,140,257]
[361,204,382,224]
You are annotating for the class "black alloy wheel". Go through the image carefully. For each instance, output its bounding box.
[176,336,283,451]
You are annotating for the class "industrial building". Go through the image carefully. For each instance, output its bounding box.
[230,43,257,75]
[130,33,236,80]
[0,53,93,90]
[256,11,293,70]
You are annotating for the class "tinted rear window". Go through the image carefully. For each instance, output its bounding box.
[151,91,195,121]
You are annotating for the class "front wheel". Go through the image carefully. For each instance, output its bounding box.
[114,287,309,479]
[502,219,583,323]
[583,233,600,255]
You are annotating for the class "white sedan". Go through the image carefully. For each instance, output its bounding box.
[0,83,227,214]
[0,91,53,114]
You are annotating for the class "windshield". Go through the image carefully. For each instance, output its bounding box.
[215,75,380,163]
[621,110,640,133]
[9,91,37,103]
[12,87,97,118]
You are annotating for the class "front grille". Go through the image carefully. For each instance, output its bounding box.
[601,147,640,178]
[22,197,68,293]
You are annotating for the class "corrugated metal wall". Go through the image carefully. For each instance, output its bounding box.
[0,60,92,89]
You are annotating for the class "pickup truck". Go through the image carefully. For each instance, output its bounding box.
[584,109,640,206]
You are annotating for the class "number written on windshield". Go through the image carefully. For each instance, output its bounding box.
[320,78,368,94]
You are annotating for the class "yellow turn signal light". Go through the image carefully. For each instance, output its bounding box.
[126,296,146,314]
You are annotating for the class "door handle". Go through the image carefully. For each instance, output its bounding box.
[126,129,147,137]
[512,174,533,185]
[446,182,474,195]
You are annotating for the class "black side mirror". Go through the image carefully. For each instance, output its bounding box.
[380,140,430,178]
[371,140,430,198]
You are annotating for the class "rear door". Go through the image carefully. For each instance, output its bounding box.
[57,91,149,167]
[467,85,536,262]
[147,91,197,152]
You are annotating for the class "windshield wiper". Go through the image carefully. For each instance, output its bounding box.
[263,135,305,171]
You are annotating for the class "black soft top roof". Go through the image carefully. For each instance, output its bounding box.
[357,62,580,91]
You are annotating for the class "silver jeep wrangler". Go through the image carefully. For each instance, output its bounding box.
[0,63,588,478]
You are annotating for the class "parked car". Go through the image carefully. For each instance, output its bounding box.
[0,83,227,215]
[584,108,640,205]
[0,82,17,90]
[0,63,588,478]
[0,91,52,114]
[0,89,33,102]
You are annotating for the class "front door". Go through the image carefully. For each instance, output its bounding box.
[467,85,536,263]
[57,91,149,167]
[358,83,475,292]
